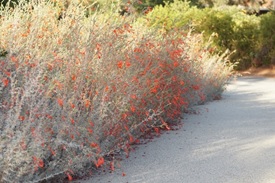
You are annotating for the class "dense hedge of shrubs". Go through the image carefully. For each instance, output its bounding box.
[257,11,275,66]
[141,0,275,70]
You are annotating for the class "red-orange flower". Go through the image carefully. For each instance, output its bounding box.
[71,74,76,81]
[154,127,160,134]
[47,63,54,71]
[38,159,44,169]
[67,173,73,181]
[87,128,93,134]
[129,135,135,143]
[95,157,104,168]
[11,56,18,62]
[33,156,44,168]
[84,99,90,108]
[89,121,94,127]
[124,124,129,131]
[90,142,98,148]
[18,116,25,121]
[192,85,200,90]
[57,98,63,107]
[131,94,137,99]
[150,87,157,93]
[125,61,131,68]
[2,78,9,87]
[130,106,136,112]
[110,161,115,171]
[70,118,75,125]
[4,71,11,77]
[49,147,56,156]
[117,61,123,69]
[70,102,75,109]
[173,61,179,67]
[122,113,127,119]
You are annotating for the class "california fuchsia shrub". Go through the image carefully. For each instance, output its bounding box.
[0,1,233,182]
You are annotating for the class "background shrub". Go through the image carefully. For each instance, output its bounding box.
[256,11,275,66]
[230,9,260,68]
[138,0,202,32]
[141,1,264,70]
[195,8,236,51]
[132,0,173,13]
[0,0,20,7]
[197,7,260,69]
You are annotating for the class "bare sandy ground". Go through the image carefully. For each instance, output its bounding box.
[239,66,275,78]
[77,75,275,183]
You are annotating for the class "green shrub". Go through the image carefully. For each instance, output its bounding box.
[0,0,19,7]
[256,11,275,66]
[141,2,260,69]
[138,0,202,31]
[131,0,173,13]
[195,8,235,51]
[195,7,261,69]
[231,11,260,69]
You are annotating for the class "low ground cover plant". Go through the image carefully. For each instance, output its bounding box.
[0,1,233,182]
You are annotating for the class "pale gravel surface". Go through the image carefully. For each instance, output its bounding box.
[77,76,275,183]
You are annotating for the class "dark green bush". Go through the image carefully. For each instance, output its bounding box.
[132,0,172,12]
[256,11,275,66]
[141,2,263,70]
[228,9,260,69]
[0,0,21,7]
[0,48,7,57]
[196,7,261,69]
[195,9,235,51]
[138,0,203,31]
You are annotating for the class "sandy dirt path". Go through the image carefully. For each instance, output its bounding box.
[78,76,275,183]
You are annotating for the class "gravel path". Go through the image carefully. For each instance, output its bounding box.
[78,76,275,183]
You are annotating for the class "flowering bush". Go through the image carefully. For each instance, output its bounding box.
[0,1,233,182]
